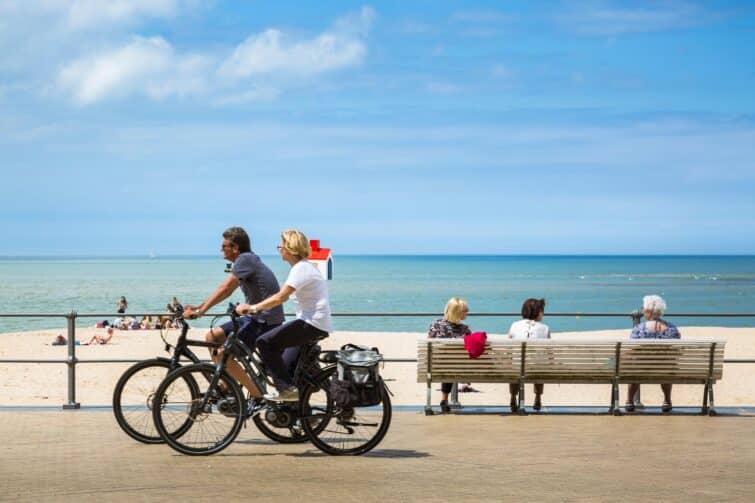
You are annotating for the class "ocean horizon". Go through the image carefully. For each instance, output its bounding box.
[1,255,754,334]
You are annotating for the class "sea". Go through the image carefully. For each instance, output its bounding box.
[0,255,754,334]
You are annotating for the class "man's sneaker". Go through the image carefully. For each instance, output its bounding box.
[245,398,265,418]
[264,386,299,402]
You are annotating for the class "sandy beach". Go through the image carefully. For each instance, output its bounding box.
[1,326,754,408]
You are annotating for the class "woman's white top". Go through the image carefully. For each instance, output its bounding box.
[285,260,332,333]
[508,319,550,340]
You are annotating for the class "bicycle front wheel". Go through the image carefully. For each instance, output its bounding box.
[300,367,392,456]
[113,359,189,444]
[152,363,244,456]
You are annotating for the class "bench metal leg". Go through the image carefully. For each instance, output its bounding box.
[702,381,710,415]
[425,379,433,416]
[517,381,526,415]
[610,380,621,415]
[708,383,717,416]
[425,342,434,416]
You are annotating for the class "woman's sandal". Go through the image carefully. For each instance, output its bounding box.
[440,400,451,413]
[661,401,672,413]
[625,401,635,412]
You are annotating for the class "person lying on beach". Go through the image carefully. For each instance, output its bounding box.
[427,297,471,413]
[50,334,79,345]
[140,315,153,330]
[184,226,285,414]
[626,294,681,413]
[508,298,550,412]
[156,315,172,330]
[85,327,114,345]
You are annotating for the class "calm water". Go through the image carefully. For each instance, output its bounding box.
[0,255,754,333]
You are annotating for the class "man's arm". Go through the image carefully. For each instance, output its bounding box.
[185,275,239,318]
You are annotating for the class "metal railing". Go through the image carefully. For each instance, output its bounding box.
[1,310,754,409]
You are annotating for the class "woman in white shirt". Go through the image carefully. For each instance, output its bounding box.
[236,229,332,402]
[508,298,550,412]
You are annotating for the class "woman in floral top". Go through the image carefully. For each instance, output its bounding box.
[626,295,681,412]
[428,297,471,412]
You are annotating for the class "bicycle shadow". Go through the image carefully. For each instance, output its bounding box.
[218,448,431,459]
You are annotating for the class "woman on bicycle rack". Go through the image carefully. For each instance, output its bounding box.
[236,229,332,402]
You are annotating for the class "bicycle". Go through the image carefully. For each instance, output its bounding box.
[151,304,392,456]
[112,308,311,444]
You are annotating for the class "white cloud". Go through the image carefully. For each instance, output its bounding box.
[557,1,713,36]
[66,0,189,30]
[57,36,210,105]
[212,87,281,106]
[218,6,375,79]
[399,20,432,34]
[0,0,193,31]
[451,10,512,23]
[14,4,375,105]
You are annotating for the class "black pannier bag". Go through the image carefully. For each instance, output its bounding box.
[330,344,384,407]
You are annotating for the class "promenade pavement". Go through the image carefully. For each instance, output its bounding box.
[1,409,754,502]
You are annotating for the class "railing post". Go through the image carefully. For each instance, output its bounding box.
[630,310,644,408]
[63,311,80,410]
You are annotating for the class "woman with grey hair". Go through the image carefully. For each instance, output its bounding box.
[626,295,681,412]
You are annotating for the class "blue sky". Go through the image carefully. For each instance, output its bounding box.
[1,1,754,255]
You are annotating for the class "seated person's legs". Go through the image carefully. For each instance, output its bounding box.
[661,384,672,411]
[625,383,640,411]
[533,383,544,410]
[508,383,519,412]
[440,383,453,412]
[210,317,263,398]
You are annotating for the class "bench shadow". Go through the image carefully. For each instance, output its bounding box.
[441,406,752,417]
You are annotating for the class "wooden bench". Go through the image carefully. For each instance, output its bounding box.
[417,337,725,415]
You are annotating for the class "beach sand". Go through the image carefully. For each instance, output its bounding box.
[1,326,753,408]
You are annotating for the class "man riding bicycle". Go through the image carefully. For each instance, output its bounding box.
[184,227,284,415]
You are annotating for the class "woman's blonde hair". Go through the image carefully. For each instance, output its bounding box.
[444,297,469,324]
[280,229,311,259]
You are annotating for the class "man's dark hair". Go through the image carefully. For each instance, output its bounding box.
[521,298,546,320]
[223,227,251,253]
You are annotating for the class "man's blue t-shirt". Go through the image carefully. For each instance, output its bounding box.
[231,252,285,325]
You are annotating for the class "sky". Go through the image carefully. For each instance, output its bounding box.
[1,0,755,255]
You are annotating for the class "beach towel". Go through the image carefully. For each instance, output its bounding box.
[464,331,487,358]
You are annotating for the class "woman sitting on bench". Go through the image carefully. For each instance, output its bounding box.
[427,297,471,413]
[626,294,681,413]
[508,298,550,412]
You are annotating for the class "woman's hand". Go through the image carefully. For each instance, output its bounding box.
[236,303,255,315]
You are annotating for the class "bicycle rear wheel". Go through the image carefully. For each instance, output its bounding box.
[300,367,392,456]
[113,359,191,444]
[152,363,244,456]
